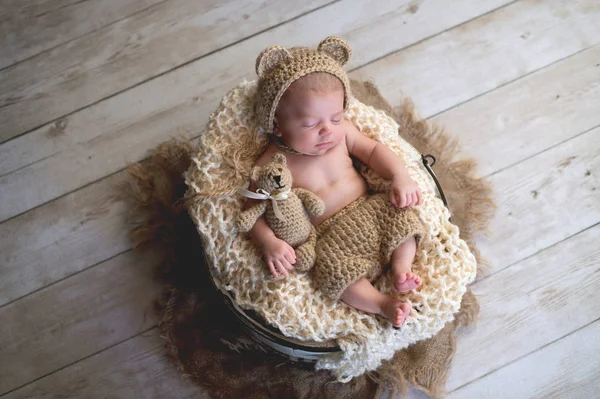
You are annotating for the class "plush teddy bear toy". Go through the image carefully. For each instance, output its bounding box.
[236,153,325,272]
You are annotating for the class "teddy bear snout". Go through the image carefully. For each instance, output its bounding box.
[273,175,283,187]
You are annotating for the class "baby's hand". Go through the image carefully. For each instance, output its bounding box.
[260,235,296,278]
[390,173,422,208]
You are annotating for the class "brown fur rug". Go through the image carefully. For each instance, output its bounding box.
[126,80,494,398]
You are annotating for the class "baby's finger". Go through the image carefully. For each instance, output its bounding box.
[282,258,294,270]
[390,190,397,207]
[274,260,289,278]
[409,192,417,207]
[288,247,296,261]
[284,251,296,266]
[267,261,279,278]
[401,193,409,208]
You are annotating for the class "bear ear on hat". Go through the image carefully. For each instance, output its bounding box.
[318,36,351,66]
[272,153,287,166]
[256,45,292,77]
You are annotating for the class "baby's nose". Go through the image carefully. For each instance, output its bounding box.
[320,123,333,135]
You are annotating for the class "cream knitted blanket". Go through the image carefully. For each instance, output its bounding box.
[184,81,477,381]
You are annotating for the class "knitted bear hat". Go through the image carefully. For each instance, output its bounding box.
[255,36,352,133]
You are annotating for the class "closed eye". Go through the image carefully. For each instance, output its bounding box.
[331,119,341,124]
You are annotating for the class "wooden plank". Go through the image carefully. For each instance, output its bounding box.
[445,223,600,391]
[0,170,130,306]
[430,43,600,177]
[354,0,600,120]
[0,0,513,175]
[0,0,166,70]
[0,0,331,144]
[448,320,600,399]
[2,328,207,399]
[0,0,513,221]
[0,250,161,395]
[476,126,600,275]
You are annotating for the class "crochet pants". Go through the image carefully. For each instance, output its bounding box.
[314,193,424,299]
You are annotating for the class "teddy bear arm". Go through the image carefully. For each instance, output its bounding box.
[294,188,325,217]
[236,201,268,232]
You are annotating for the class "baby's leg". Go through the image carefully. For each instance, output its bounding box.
[391,236,421,293]
[340,278,410,328]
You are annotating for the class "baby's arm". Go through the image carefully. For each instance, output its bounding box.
[344,120,421,207]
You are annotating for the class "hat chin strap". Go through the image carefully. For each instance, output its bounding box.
[273,135,306,156]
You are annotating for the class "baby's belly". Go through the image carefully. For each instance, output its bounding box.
[311,173,368,226]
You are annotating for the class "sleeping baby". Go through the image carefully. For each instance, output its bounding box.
[244,36,424,328]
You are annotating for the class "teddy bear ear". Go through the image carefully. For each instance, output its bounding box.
[317,36,351,66]
[255,45,292,78]
[250,166,261,181]
[272,153,287,166]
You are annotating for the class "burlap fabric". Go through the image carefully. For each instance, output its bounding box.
[126,80,494,398]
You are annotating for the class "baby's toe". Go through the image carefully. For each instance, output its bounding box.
[400,302,411,314]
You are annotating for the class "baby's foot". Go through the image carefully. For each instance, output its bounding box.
[380,298,411,328]
[393,270,422,293]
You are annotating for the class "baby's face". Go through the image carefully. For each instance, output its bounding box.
[274,87,345,156]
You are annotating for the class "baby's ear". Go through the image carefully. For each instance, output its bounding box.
[272,153,287,166]
[256,45,292,78]
[318,36,351,66]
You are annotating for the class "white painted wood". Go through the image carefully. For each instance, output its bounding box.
[448,320,600,399]
[430,43,600,176]
[476,126,600,275]
[0,251,161,395]
[0,0,513,222]
[0,170,131,306]
[446,222,600,391]
[0,0,514,178]
[0,0,331,143]
[0,0,166,69]
[2,329,207,399]
[354,0,600,121]
[404,388,431,399]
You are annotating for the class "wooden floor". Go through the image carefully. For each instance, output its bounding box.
[1,1,599,398]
